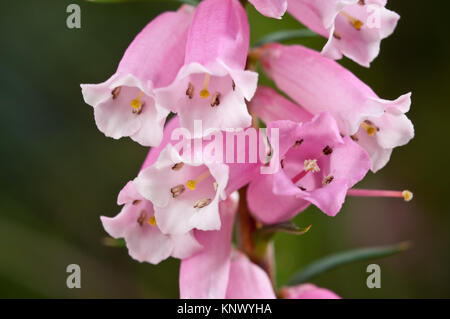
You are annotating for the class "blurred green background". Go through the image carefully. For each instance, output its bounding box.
[0,0,449,298]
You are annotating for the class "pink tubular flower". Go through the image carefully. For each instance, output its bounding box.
[155,0,258,138]
[180,193,237,299]
[225,251,276,298]
[180,193,276,299]
[100,181,201,264]
[249,86,312,124]
[249,0,288,19]
[140,116,182,170]
[287,0,400,67]
[134,144,229,235]
[80,5,194,146]
[247,113,371,223]
[280,284,341,299]
[257,44,414,172]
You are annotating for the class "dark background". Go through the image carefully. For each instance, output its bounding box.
[0,0,448,298]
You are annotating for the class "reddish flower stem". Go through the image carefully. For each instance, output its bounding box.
[237,186,256,257]
[237,187,276,288]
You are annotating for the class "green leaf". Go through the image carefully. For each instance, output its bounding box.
[288,241,411,285]
[101,237,126,247]
[254,29,319,47]
[87,0,199,5]
[253,222,311,261]
[255,221,311,242]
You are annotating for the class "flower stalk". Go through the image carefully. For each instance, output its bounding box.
[237,187,277,288]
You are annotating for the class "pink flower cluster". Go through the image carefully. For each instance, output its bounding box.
[81,0,413,299]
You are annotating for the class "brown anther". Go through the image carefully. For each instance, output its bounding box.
[280,159,285,169]
[171,184,185,198]
[210,92,221,107]
[350,134,359,142]
[186,82,194,99]
[213,182,218,191]
[232,81,236,91]
[132,199,141,206]
[294,139,304,148]
[137,210,147,226]
[364,120,380,132]
[194,198,212,209]
[298,186,307,191]
[132,102,145,115]
[111,87,121,99]
[362,120,379,136]
[333,32,342,40]
[323,145,333,155]
[171,162,184,171]
[358,0,365,5]
[322,175,334,185]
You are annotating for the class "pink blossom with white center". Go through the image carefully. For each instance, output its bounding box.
[180,193,276,299]
[100,181,201,265]
[81,5,194,146]
[247,113,371,223]
[257,44,414,172]
[134,144,229,235]
[179,194,341,299]
[249,0,288,19]
[155,0,258,138]
[287,0,400,67]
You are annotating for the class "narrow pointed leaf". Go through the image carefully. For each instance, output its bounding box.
[288,241,411,285]
[262,221,311,236]
[255,221,311,242]
[101,237,126,247]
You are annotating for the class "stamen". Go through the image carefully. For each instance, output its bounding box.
[358,0,365,5]
[137,210,147,226]
[130,91,145,114]
[210,92,221,107]
[298,186,307,191]
[111,86,121,99]
[132,199,141,206]
[333,32,342,40]
[294,139,304,148]
[304,159,320,173]
[323,145,333,155]
[186,82,194,99]
[361,120,378,136]
[187,170,212,190]
[148,215,157,226]
[200,74,211,98]
[232,80,236,91]
[171,184,186,198]
[340,11,363,30]
[291,159,320,184]
[194,198,212,209]
[347,189,414,202]
[171,162,184,171]
[351,134,359,142]
[322,175,334,185]
[213,182,218,191]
